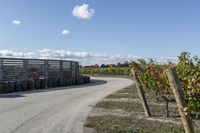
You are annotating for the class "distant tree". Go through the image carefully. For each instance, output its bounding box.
[100,64,106,68]
[123,61,129,67]
[105,64,110,68]
[83,66,90,68]
[111,64,116,67]
[117,63,122,67]
[94,64,99,68]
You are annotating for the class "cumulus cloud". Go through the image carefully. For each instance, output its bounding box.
[157,57,178,64]
[0,50,35,58]
[72,4,95,19]
[62,29,70,35]
[0,49,178,66]
[38,49,108,59]
[12,20,21,26]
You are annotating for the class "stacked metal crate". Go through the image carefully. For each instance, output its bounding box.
[0,58,90,94]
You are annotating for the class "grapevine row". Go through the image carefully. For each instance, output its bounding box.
[80,52,200,114]
[131,52,200,114]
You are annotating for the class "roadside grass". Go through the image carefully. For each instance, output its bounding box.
[116,85,137,93]
[106,85,173,104]
[106,93,139,99]
[96,101,143,112]
[106,85,161,101]
[85,84,200,132]
[103,85,178,115]
[85,115,184,133]
[106,85,139,99]
[95,101,178,115]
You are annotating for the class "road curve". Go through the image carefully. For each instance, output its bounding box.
[0,77,133,133]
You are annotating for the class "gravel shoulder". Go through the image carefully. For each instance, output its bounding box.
[0,77,133,133]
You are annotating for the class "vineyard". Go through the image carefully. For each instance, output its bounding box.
[81,52,200,115]
[81,66,131,76]
[131,52,200,115]
[82,52,200,132]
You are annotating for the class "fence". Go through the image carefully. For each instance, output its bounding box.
[0,58,90,93]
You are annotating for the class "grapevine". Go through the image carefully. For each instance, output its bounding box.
[80,52,200,115]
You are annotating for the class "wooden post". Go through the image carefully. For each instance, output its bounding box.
[131,69,151,117]
[165,99,169,118]
[166,68,194,133]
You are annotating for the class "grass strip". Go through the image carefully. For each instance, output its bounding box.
[95,101,178,115]
[85,115,184,133]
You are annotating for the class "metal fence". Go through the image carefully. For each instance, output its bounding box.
[0,58,79,82]
[0,58,90,93]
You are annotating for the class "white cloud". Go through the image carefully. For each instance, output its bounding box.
[72,4,95,19]
[0,50,35,58]
[38,49,108,59]
[12,20,21,26]
[0,49,178,66]
[62,29,70,35]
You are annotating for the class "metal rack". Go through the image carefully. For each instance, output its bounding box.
[0,58,90,93]
[0,58,79,82]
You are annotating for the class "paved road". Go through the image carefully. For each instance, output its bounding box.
[0,77,133,133]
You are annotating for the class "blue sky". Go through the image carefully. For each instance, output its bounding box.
[0,0,200,64]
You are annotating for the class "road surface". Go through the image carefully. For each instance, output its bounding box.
[0,77,133,133]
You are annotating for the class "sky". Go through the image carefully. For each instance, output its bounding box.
[0,0,200,65]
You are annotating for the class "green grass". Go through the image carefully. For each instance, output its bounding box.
[116,89,135,94]
[85,115,184,133]
[96,101,143,111]
[116,85,137,94]
[106,93,139,99]
[106,85,140,99]
[95,101,178,115]
[106,92,157,100]
[103,84,178,115]
[107,85,158,100]
[107,86,174,110]
[85,81,200,132]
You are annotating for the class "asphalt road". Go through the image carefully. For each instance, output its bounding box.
[0,77,133,133]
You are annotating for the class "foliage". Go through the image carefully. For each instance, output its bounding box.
[132,59,171,96]
[131,53,200,114]
[81,52,200,114]
[80,67,131,76]
[176,52,200,114]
